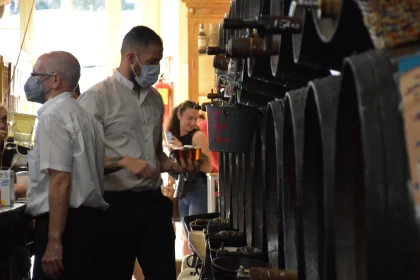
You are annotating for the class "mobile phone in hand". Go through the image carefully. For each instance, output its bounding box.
[165,131,173,143]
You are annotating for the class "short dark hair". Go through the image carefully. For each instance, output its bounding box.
[121,26,163,54]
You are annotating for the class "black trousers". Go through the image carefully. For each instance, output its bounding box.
[32,207,105,280]
[101,189,176,280]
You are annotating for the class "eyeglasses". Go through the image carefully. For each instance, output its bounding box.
[31,72,54,77]
[30,72,55,83]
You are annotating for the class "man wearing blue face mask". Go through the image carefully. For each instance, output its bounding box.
[24,51,108,280]
[78,26,192,280]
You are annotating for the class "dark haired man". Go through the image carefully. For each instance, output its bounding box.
[78,26,185,280]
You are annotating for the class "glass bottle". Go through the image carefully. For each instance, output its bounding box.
[198,24,207,54]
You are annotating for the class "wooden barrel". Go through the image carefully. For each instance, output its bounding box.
[300,75,341,280]
[230,153,239,230]
[238,153,246,234]
[270,0,287,77]
[218,152,226,218]
[226,0,235,45]
[252,108,268,252]
[291,8,342,70]
[270,0,330,88]
[312,0,373,65]
[243,0,262,20]
[218,22,225,50]
[230,0,244,42]
[239,58,283,107]
[242,0,273,79]
[335,49,420,280]
[265,99,286,269]
[243,0,296,87]
[235,0,246,39]
[282,87,307,272]
[245,134,256,247]
[224,152,232,226]
[334,51,390,280]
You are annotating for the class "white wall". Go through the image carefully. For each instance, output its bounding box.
[159,0,189,109]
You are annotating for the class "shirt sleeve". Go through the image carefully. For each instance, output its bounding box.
[38,114,73,173]
[78,90,105,126]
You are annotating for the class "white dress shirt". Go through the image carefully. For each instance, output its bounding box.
[26,92,108,217]
[78,69,164,192]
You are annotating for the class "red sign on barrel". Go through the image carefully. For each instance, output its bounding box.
[206,105,259,153]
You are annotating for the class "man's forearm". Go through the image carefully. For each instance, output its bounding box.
[48,181,70,242]
[104,156,124,175]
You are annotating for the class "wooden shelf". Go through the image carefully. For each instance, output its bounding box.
[181,0,230,102]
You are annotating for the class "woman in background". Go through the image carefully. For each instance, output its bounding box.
[166,101,213,218]
[166,101,213,259]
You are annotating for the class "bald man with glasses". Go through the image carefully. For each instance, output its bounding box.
[24,51,108,280]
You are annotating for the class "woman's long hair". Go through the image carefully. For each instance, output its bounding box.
[166,100,200,137]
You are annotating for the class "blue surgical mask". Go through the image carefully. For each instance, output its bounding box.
[131,55,160,88]
[24,76,52,104]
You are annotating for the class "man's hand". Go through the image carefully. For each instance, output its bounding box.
[0,130,7,143]
[120,156,159,180]
[45,170,70,279]
[42,237,64,279]
[169,161,183,174]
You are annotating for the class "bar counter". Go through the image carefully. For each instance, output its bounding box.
[0,202,33,279]
[0,202,26,226]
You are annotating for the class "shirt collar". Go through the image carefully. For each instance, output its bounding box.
[37,91,72,116]
[113,69,152,104]
[113,69,135,91]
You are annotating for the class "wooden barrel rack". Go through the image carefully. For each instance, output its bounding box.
[202,2,420,280]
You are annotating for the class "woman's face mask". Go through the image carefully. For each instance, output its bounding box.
[131,54,160,88]
[24,73,53,104]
